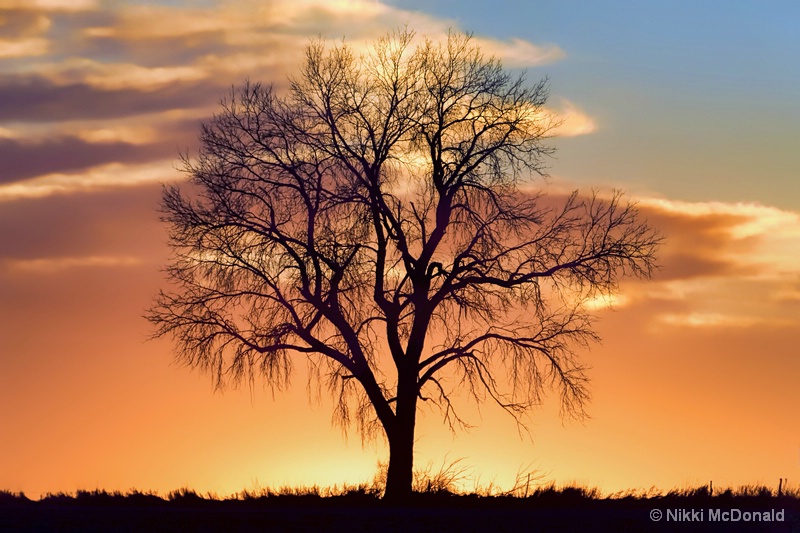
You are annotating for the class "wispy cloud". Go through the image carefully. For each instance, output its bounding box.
[657,312,763,328]
[0,160,176,201]
[641,198,800,275]
[474,36,565,68]
[551,99,597,137]
[32,58,209,91]
[0,136,176,184]
[0,37,49,58]
[621,197,800,329]
[0,0,97,11]
[6,255,142,273]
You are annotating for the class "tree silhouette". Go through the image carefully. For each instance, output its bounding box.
[148,30,660,501]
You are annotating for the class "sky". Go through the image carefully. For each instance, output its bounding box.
[1,0,799,498]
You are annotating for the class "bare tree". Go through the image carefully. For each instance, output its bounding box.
[148,29,660,501]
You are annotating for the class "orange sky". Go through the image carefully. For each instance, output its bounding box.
[1,0,799,498]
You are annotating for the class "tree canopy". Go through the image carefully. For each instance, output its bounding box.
[148,29,660,500]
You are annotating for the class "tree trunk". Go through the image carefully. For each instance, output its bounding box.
[383,424,414,501]
[383,372,418,502]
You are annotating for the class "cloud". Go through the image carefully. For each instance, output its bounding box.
[653,309,797,329]
[0,0,97,10]
[612,197,800,330]
[0,75,224,122]
[770,278,800,302]
[0,160,177,201]
[640,198,800,276]
[0,9,50,37]
[7,255,142,273]
[582,293,630,311]
[0,136,176,184]
[551,99,597,137]
[0,37,49,58]
[657,312,761,328]
[69,116,200,145]
[34,58,209,91]
[522,190,800,331]
[474,36,565,68]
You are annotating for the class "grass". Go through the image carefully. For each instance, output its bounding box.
[4,480,799,507]
[3,476,799,532]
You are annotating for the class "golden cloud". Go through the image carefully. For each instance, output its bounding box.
[0,0,97,10]
[72,125,158,145]
[0,37,49,57]
[7,255,142,273]
[582,293,631,311]
[619,197,800,329]
[36,58,209,91]
[0,160,177,201]
[657,312,762,328]
[550,99,597,137]
[641,198,800,276]
[0,126,18,139]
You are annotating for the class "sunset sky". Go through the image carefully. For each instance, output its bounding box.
[2,0,799,499]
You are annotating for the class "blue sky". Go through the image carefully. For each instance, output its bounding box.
[387,0,800,208]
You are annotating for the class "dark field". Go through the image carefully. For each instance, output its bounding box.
[2,487,800,533]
